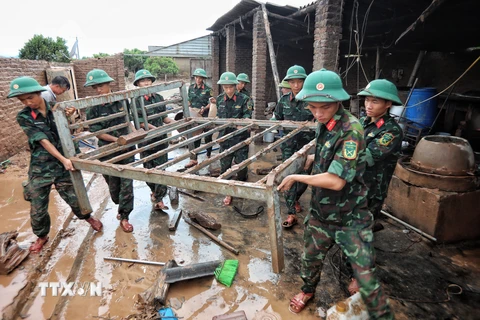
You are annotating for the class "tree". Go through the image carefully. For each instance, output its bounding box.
[92,53,111,58]
[19,35,70,62]
[144,57,179,78]
[123,48,147,74]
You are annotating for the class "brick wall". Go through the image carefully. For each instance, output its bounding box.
[252,11,267,119]
[235,38,253,80]
[0,58,70,161]
[211,36,221,96]
[0,55,125,161]
[73,54,126,98]
[226,25,236,73]
[313,0,344,71]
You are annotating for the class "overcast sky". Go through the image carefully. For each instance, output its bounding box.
[0,0,310,58]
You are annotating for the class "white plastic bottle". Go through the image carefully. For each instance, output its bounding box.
[326,292,369,320]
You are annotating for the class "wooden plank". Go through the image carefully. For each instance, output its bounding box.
[52,107,93,215]
[117,129,148,145]
[261,4,281,101]
[137,260,179,306]
[264,190,284,273]
[168,210,182,231]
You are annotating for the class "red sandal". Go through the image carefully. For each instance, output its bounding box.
[289,291,313,314]
[29,236,49,253]
[282,214,298,228]
[294,201,302,213]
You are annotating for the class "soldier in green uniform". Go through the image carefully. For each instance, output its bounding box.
[347,79,404,295]
[133,69,176,211]
[8,77,103,253]
[274,65,315,228]
[84,69,135,233]
[236,73,251,97]
[209,72,253,206]
[185,68,213,168]
[278,80,291,95]
[277,69,393,319]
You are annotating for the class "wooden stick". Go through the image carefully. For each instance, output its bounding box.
[117,129,148,146]
[178,189,205,202]
[138,260,178,306]
[261,4,281,101]
[183,217,239,255]
[168,210,182,231]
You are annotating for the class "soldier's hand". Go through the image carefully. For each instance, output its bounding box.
[65,107,76,117]
[304,154,314,171]
[62,159,75,171]
[199,107,205,115]
[209,97,216,104]
[277,175,297,192]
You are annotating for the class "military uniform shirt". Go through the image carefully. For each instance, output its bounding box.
[135,93,167,151]
[361,113,403,202]
[216,91,253,144]
[310,105,370,227]
[17,101,65,177]
[188,83,212,109]
[239,87,251,97]
[87,100,131,148]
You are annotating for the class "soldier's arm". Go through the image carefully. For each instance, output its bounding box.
[273,100,283,120]
[365,126,403,166]
[243,97,253,119]
[39,140,75,171]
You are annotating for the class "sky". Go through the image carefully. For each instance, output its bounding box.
[0,0,310,58]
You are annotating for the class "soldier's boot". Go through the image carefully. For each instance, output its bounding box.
[294,201,302,213]
[86,217,103,232]
[289,291,313,314]
[29,236,49,253]
[120,219,134,233]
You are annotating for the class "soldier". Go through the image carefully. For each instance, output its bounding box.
[277,69,393,319]
[8,77,102,253]
[41,75,71,105]
[348,79,404,295]
[278,80,292,95]
[236,73,251,97]
[185,68,213,168]
[209,72,253,206]
[84,69,135,233]
[274,65,315,228]
[133,69,176,211]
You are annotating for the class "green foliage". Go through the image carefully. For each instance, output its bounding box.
[123,48,147,74]
[144,57,179,77]
[19,35,70,62]
[93,53,111,58]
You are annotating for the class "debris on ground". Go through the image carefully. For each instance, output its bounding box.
[186,210,221,230]
[0,231,30,275]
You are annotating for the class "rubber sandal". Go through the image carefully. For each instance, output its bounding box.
[348,278,359,295]
[184,160,198,168]
[295,201,302,213]
[282,214,298,228]
[223,196,232,206]
[289,291,313,314]
[29,236,49,253]
[86,217,103,232]
[120,219,134,233]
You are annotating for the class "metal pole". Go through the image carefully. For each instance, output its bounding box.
[380,210,437,242]
[104,257,166,266]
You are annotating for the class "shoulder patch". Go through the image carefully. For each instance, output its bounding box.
[343,140,358,160]
[378,133,394,146]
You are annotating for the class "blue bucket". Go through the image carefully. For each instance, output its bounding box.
[405,88,438,128]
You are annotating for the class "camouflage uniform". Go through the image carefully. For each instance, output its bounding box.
[274,93,315,215]
[302,105,393,320]
[17,102,91,237]
[216,91,253,181]
[135,93,168,202]
[87,100,134,220]
[239,87,251,97]
[361,114,403,217]
[188,83,213,158]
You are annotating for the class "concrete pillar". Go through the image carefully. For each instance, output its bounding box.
[226,25,236,73]
[211,35,220,96]
[252,11,267,120]
[313,0,344,72]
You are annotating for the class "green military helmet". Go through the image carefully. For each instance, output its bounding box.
[192,68,207,78]
[133,69,156,86]
[84,69,115,87]
[296,68,350,102]
[283,65,307,81]
[357,79,402,105]
[236,73,250,83]
[7,76,46,98]
[217,72,239,85]
[278,80,291,89]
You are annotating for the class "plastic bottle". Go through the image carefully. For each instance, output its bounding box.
[326,292,369,320]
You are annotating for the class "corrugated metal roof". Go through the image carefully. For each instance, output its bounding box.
[207,0,301,32]
[147,35,212,58]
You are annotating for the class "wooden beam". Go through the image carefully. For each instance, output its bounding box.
[261,4,281,101]
[395,0,449,45]
[267,11,309,29]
